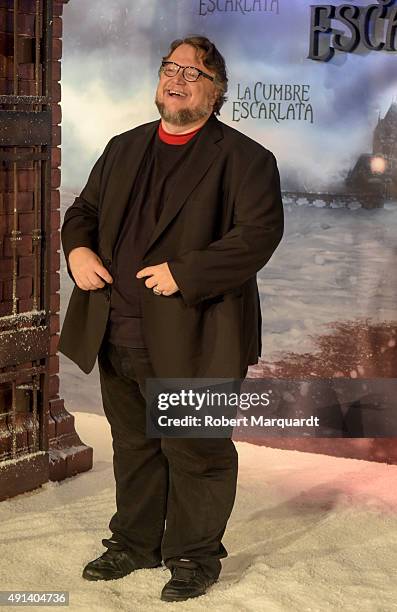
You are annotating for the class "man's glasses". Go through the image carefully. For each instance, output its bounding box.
[160,61,214,83]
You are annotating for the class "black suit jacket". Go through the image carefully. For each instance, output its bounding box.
[59,114,284,378]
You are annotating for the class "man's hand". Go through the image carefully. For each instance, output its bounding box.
[136,262,179,296]
[68,247,113,291]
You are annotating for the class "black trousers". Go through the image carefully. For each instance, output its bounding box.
[97,339,245,580]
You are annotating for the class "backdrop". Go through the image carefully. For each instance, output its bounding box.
[60,0,397,436]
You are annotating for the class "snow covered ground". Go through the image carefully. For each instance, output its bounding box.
[1,411,397,611]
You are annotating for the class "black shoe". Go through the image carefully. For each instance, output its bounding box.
[161,560,218,602]
[82,539,162,581]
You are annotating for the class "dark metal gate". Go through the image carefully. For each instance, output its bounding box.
[0,0,53,498]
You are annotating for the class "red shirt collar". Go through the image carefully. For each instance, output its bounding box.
[158,121,202,145]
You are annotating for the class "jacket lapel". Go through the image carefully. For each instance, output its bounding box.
[143,114,224,259]
[99,120,159,260]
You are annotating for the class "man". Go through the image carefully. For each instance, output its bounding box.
[59,36,283,602]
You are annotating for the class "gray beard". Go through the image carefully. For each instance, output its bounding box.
[155,97,211,126]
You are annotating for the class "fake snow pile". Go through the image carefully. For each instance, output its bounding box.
[1,412,397,612]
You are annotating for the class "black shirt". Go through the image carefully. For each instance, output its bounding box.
[106,129,199,348]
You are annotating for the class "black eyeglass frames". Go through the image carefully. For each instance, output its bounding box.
[160,61,214,82]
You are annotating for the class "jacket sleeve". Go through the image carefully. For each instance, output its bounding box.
[61,136,116,282]
[167,150,284,307]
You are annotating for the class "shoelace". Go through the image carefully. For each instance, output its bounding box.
[101,548,141,575]
[101,548,128,569]
[102,548,122,560]
[171,566,197,582]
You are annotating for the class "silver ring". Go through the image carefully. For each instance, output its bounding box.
[153,286,162,295]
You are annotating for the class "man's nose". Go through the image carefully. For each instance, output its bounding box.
[173,70,187,85]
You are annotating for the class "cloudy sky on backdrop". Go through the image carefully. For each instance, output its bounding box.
[61,0,397,192]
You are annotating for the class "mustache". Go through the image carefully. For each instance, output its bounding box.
[154,97,211,126]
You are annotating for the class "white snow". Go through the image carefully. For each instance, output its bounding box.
[1,411,397,612]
